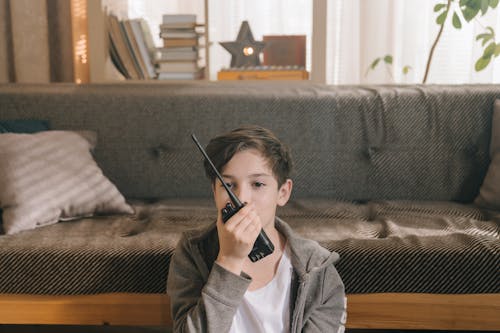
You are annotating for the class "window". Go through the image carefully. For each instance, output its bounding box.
[107,0,500,84]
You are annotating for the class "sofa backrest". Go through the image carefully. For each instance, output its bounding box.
[1,82,499,202]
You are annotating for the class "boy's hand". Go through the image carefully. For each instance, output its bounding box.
[215,203,261,275]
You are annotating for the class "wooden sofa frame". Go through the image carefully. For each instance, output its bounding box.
[0,293,498,330]
[1,85,499,331]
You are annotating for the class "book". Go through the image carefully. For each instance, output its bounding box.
[161,14,197,31]
[138,19,157,59]
[163,38,198,48]
[117,18,143,79]
[155,47,198,62]
[108,30,128,77]
[156,46,198,53]
[160,22,197,29]
[160,30,199,39]
[162,14,196,25]
[121,20,146,79]
[263,35,306,67]
[106,13,140,79]
[129,19,156,79]
[157,68,204,80]
[155,61,199,73]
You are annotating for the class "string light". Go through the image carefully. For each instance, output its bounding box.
[71,0,89,83]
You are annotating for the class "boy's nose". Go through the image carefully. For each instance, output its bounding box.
[234,185,251,204]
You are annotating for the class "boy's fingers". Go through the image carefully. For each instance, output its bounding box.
[229,215,254,240]
[242,220,259,240]
[223,206,260,245]
[236,211,261,240]
[224,203,254,229]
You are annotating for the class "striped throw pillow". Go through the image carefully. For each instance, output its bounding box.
[0,131,134,234]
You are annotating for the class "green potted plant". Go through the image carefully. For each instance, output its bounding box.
[367,0,500,83]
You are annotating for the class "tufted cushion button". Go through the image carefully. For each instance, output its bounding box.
[152,144,170,157]
[367,146,379,159]
[467,145,478,154]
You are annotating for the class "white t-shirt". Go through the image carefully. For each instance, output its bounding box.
[229,245,292,333]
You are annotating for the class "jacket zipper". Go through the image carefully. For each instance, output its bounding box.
[291,277,308,332]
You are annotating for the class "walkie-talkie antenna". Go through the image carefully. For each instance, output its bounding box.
[191,134,243,207]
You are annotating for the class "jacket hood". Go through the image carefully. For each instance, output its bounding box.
[275,217,340,277]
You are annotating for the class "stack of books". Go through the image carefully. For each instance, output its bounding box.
[107,13,156,80]
[155,14,204,80]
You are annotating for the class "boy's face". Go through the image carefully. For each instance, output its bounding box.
[212,148,292,230]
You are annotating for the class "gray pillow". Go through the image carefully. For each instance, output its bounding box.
[0,131,134,234]
[475,99,500,210]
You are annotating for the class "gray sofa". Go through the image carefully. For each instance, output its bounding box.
[0,82,499,330]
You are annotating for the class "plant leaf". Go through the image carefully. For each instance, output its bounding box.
[476,33,494,46]
[482,35,493,46]
[370,58,381,70]
[476,33,489,40]
[383,55,393,64]
[434,3,447,11]
[462,6,480,21]
[452,12,462,28]
[490,0,499,8]
[495,44,500,56]
[402,66,412,74]
[481,0,489,14]
[486,26,495,36]
[436,10,448,24]
[475,55,491,71]
[484,42,496,57]
[365,58,381,77]
[466,0,482,11]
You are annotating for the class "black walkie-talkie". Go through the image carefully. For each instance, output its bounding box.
[191,134,275,262]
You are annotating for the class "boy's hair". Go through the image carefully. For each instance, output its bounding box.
[204,125,293,187]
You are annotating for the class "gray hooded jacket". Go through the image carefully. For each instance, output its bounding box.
[167,218,346,332]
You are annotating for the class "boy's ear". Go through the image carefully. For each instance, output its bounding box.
[277,179,293,206]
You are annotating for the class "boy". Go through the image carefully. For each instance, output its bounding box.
[167,125,346,332]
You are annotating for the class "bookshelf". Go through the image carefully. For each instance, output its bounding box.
[4,1,323,84]
[73,0,210,82]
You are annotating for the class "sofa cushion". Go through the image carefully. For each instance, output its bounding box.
[0,199,497,295]
[0,131,134,235]
[1,84,499,202]
[475,99,500,210]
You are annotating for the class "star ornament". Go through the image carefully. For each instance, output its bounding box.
[219,21,266,68]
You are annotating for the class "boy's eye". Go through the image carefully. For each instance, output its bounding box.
[253,182,265,188]
[224,182,233,188]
